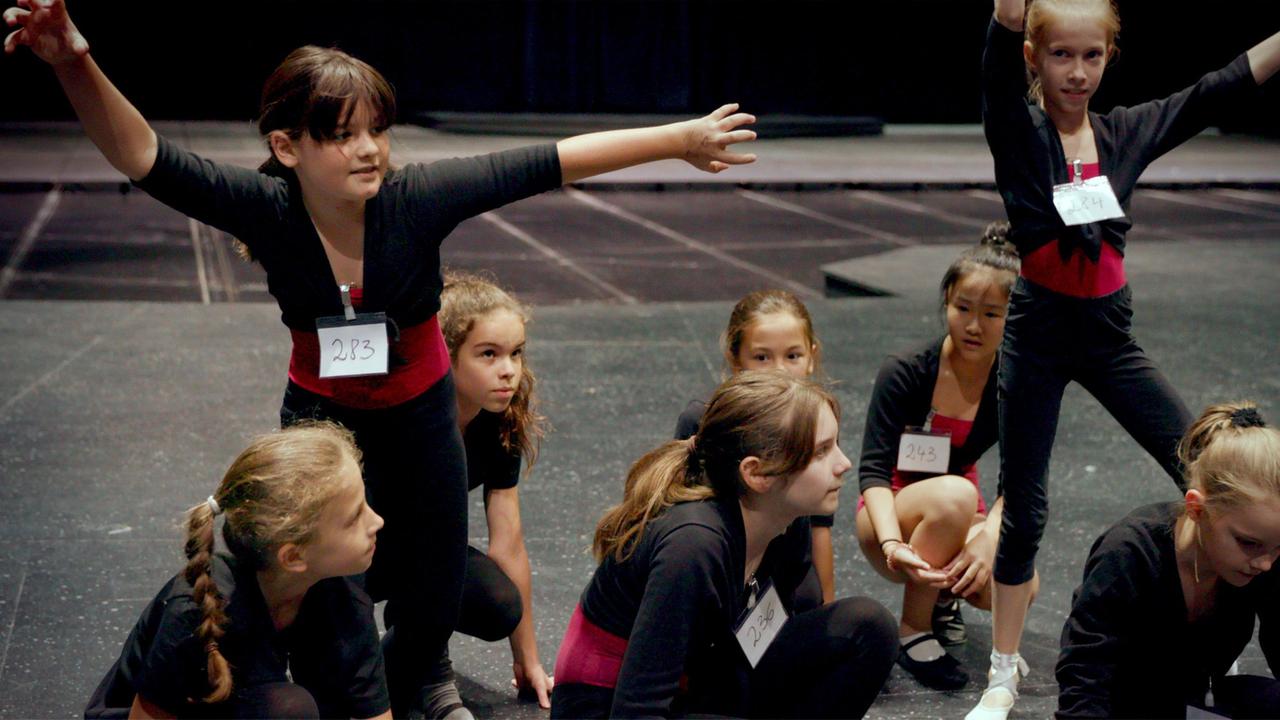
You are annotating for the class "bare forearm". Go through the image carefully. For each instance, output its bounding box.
[52,54,156,181]
[863,486,903,546]
[1248,30,1280,85]
[810,526,836,604]
[557,122,688,185]
[993,0,1024,31]
[490,544,541,666]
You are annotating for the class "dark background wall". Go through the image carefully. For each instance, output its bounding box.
[4,0,1277,132]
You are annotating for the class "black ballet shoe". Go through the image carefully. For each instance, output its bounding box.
[897,633,970,691]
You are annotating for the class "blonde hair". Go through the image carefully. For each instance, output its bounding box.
[1178,402,1280,516]
[721,289,824,379]
[593,371,839,562]
[440,270,546,468]
[1024,0,1121,105]
[183,421,360,702]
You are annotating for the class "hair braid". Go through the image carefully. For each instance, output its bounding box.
[182,500,232,703]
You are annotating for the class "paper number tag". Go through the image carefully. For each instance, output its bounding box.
[1187,707,1230,720]
[317,313,389,378]
[1052,175,1126,226]
[734,583,788,669]
[897,429,951,474]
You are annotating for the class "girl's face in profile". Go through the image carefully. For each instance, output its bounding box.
[301,454,384,579]
[1197,496,1280,587]
[734,312,815,378]
[774,403,849,518]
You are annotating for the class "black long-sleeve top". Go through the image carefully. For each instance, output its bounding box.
[134,136,561,330]
[857,338,999,495]
[982,17,1261,262]
[1056,502,1280,719]
[578,496,817,718]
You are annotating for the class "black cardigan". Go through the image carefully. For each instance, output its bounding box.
[135,136,561,330]
[578,497,816,718]
[1056,502,1279,718]
[982,17,1261,262]
[857,337,999,496]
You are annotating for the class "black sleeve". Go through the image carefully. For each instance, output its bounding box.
[401,143,562,243]
[1110,54,1260,172]
[132,135,287,257]
[1054,525,1156,719]
[673,399,707,440]
[131,599,208,713]
[289,579,390,719]
[858,353,922,494]
[768,517,820,614]
[981,17,1037,164]
[611,524,731,718]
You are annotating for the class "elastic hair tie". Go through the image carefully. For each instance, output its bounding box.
[206,495,223,516]
[1229,407,1266,429]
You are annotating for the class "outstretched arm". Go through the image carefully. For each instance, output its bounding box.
[556,103,756,184]
[1248,30,1280,85]
[993,0,1024,32]
[5,0,156,180]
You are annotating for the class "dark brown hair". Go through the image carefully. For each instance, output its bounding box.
[183,421,360,702]
[592,371,839,562]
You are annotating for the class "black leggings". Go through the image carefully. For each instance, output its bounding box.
[456,545,523,642]
[281,376,469,715]
[549,596,897,719]
[995,280,1192,585]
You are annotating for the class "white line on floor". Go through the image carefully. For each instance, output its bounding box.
[566,187,820,300]
[0,186,62,298]
[479,211,639,304]
[736,189,913,247]
[1142,189,1280,222]
[1209,188,1280,209]
[849,190,989,229]
[0,567,26,684]
[189,218,211,305]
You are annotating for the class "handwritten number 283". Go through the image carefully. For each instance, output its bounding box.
[331,338,376,362]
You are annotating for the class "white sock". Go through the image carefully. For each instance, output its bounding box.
[901,631,945,662]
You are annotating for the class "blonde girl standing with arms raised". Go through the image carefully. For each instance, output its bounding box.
[975,1,1280,717]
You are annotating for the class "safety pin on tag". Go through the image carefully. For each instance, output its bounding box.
[340,283,357,321]
[1072,158,1084,186]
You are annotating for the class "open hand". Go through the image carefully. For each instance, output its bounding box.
[681,103,757,173]
[4,0,88,64]
[512,661,554,710]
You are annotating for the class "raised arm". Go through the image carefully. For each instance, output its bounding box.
[993,0,1024,32]
[1248,30,1280,85]
[556,103,756,184]
[5,0,157,180]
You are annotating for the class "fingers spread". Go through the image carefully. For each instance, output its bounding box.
[720,129,757,146]
[715,151,757,166]
[4,7,30,25]
[4,28,26,52]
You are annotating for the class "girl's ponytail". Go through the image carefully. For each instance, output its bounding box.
[182,497,232,703]
[1178,401,1280,514]
[592,438,713,562]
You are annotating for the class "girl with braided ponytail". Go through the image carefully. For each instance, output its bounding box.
[550,371,897,719]
[84,422,389,720]
[1056,402,1280,718]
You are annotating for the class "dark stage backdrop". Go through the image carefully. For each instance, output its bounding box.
[4,0,1277,133]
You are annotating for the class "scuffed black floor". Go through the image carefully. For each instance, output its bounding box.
[1,186,1278,719]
